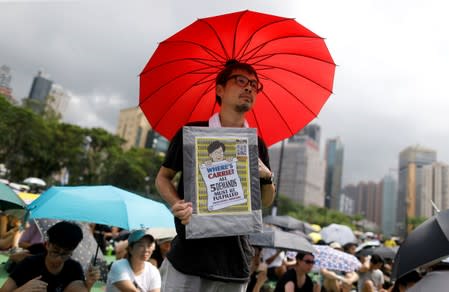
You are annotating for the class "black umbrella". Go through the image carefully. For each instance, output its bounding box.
[357,246,397,260]
[248,227,315,253]
[392,209,449,280]
[263,215,307,232]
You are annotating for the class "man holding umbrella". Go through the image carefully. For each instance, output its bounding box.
[156,61,275,291]
[0,221,100,292]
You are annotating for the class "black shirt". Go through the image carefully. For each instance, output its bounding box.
[10,253,85,292]
[274,269,314,292]
[163,121,271,282]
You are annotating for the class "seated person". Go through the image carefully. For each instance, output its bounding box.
[0,213,22,251]
[274,252,320,292]
[149,237,173,268]
[106,229,161,292]
[0,221,100,292]
[261,247,287,281]
[18,219,43,249]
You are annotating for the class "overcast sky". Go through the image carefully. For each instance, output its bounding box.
[2,0,449,185]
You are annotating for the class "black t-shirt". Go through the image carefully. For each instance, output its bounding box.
[274,269,314,292]
[10,253,85,292]
[163,121,271,283]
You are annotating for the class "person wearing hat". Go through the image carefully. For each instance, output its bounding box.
[106,229,161,292]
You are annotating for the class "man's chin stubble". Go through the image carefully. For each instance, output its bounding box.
[235,104,251,113]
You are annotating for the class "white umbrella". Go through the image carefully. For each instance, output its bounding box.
[320,223,356,245]
[23,177,46,187]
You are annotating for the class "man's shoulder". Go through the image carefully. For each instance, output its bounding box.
[184,121,209,127]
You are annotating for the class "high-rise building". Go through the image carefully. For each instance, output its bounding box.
[116,106,168,152]
[324,137,344,210]
[397,145,437,236]
[381,174,398,237]
[28,70,53,101]
[350,181,382,230]
[46,83,71,117]
[269,137,325,206]
[0,65,14,103]
[422,162,449,217]
[289,124,321,148]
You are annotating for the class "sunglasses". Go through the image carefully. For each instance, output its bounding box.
[303,259,315,265]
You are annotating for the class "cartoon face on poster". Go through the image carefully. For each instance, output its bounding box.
[196,137,252,214]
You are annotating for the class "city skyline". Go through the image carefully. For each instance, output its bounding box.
[2,1,449,186]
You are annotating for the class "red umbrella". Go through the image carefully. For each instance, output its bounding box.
[140,10,335,146]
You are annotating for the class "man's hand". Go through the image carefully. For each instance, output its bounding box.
[258,158,272,179]
[172,200,193,225]
[20,276,47,291]
[85,264,101,290]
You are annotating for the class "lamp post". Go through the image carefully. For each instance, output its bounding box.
[271,140,285,216]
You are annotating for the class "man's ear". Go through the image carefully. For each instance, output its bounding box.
[216,84,224,99]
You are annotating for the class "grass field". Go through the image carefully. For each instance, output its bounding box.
[0,253,111,291]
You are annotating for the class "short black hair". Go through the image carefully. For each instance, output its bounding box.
[47,221,83,251]
[343,242,357,252]
[207,140,225,154]
[215,60,259,106]
[296,252,314,261]
[371,254,385,265]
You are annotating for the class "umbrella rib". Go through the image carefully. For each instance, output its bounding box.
[241,35,332,65]
[140,56,222,76]
[146,73,217,130]
[257,57,335,93]
[140,62,217,105]
[198,18,231,61]
[231,10,248,58]
[255,71,321,134]
[235,17,297,60]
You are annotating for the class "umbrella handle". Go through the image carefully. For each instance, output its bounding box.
[93,244,100,265]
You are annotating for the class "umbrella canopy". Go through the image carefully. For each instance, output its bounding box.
[263,215,307,231]
[18,192,40,205]
[0,182,26,211]
[320,223,356,245]
[248,227,315,253]
[140,10,335,146]
[357,246,397,260]
[27,185,175,230]
[392,209,449,280]
[407,271,449,292]
[312,245,361,272]
[23,177,46,187]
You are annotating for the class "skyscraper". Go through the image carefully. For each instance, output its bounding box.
[28,70,53,101]
[324,137,344,210]
[422,162,449,216]
[381,174,397,237]
[269,136,325,206]
[46,83,71,117]
[289,124,321,148]
[0,65,14,103]
[397,145,437,236]
[116,106,168,152]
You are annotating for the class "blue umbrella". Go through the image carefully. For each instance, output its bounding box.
[27,185,174,230]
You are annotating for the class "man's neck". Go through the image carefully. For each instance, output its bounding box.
[219,111,246,128]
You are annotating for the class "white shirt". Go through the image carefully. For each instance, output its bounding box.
[106,259,161,292]
[261,248,285,268]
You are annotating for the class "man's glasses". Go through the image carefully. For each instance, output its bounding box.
[48,249,72,260]
[302,259,315,265]
[227,75,263,92]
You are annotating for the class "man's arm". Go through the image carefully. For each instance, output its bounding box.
[258,158,275,207]
[63,280,89,292]
[1,276,47,292]
[156,166,192,224]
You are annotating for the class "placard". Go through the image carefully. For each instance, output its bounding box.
[183,127,263,239]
